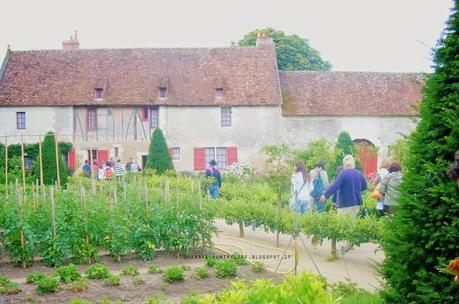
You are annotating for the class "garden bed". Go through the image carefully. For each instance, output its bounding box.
[0,250,281,304]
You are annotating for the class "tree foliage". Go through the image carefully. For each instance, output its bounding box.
[295,139,337,171]
[328,131,356,179]
[42,132,68,186]
[236,28,332,71]
[145,128,174,175]
[381,2,459,303]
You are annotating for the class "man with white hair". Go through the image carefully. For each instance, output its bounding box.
[320,155,367,215]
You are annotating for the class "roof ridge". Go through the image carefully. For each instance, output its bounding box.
[280,70,425,75]
[10,46,260,54]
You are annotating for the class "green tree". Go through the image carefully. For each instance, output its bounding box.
[42,132,68,186]
[328,131,356,179]
[381,2,459,303]
[145,128,174,175]
[236,28,332,71]
[295,139,337,171]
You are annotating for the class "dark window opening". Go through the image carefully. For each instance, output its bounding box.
[159,87,167,99]
[95,88,104,99]
[216,88,224,98]
[25,156,33,170]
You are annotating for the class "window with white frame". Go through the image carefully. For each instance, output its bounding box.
[16,112,26,129]
[171,147,180,160]
[150,106,159,128]
[205,147,227,168]
[216,147,227,168]
[221,107,231,127]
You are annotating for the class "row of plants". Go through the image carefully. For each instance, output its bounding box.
[0,174,216,267]
[181,272,382,304]
[0,172,383,267]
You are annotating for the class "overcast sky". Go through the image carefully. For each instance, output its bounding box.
[0,0,454,72]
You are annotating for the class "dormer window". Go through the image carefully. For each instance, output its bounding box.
[216,88,224,98]
[95,88,104,100]
[159,87,167,99]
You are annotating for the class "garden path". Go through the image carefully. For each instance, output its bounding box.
[213,219,384,290]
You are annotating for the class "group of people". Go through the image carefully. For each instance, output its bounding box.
[82,158,140,180]
[291,155,404,217]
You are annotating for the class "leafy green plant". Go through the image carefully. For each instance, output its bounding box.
[148,264,163,274]
[163,266,185,283]
[231,252,248,266]
[56,264,81,283]
[0,275,21,295]
[251,261,266,273]
[36,276,60,294]
[181,291,200,304]
[66,278,89,293]
[70,299,95,304]
[215,260,237,278]
[103,274,121,286]
[26,271,46,284]
[121,264,139,276]
[72,242,98,264]
[195,267,209,279]
[85,263,110,279]
[204,255,218,268]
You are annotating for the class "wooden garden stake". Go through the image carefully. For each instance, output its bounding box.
[89,149,96,194]
[144,183,148,209]
[239,222,244,238]
[17,183,26,268]
[20,135,26,192]
[4,134,8,200]
[31,182,36,210]
[38,135,44,200]
[123,180,127,200]
[114,185,117,205]
[50,187,57,236]
[165,179,170,203]
[276,197,282,248]
[198,180,202,209]
[54,134,61,187]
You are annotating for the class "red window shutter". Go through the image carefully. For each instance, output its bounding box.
[168,148,173,157]
[194,148,206,170]
[226,147,238,165]
[97,150,109,164]
[68,149,76,169]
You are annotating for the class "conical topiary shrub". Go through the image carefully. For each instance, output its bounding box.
[42,131,68,186]
[145,128,174,175]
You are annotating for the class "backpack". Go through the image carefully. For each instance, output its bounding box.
[310,175,324,198]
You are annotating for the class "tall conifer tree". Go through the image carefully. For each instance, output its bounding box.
[145,128,174,174]
[381,2,459,303]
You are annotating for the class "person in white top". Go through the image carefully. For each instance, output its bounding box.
[291,160,313,214]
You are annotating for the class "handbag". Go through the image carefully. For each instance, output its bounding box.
[370,187,382,200]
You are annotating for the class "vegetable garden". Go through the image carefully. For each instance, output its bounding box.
[0,172,385,303]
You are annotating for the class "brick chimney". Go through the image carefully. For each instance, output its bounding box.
[256,32,273,47]
[62,31,80,50]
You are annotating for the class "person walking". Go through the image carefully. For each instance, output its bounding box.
[310,162,329,212]
[206,160,222,200]
[82,160,91,178]
[291,160,312,214]
[114,159,125,181]
[379,161,403,214]
[373,159,390,215]
[320,155,367,215]
[126,157,133,171]
[130,160,140,172]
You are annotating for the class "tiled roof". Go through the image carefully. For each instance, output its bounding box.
[0,46,281,106]
[279,71,425,116]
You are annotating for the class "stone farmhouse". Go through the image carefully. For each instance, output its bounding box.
[0,32,424,175]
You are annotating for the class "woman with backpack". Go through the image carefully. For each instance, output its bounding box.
[291,160,312,214]
[310,162,329,212]
[206,160,222,200]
